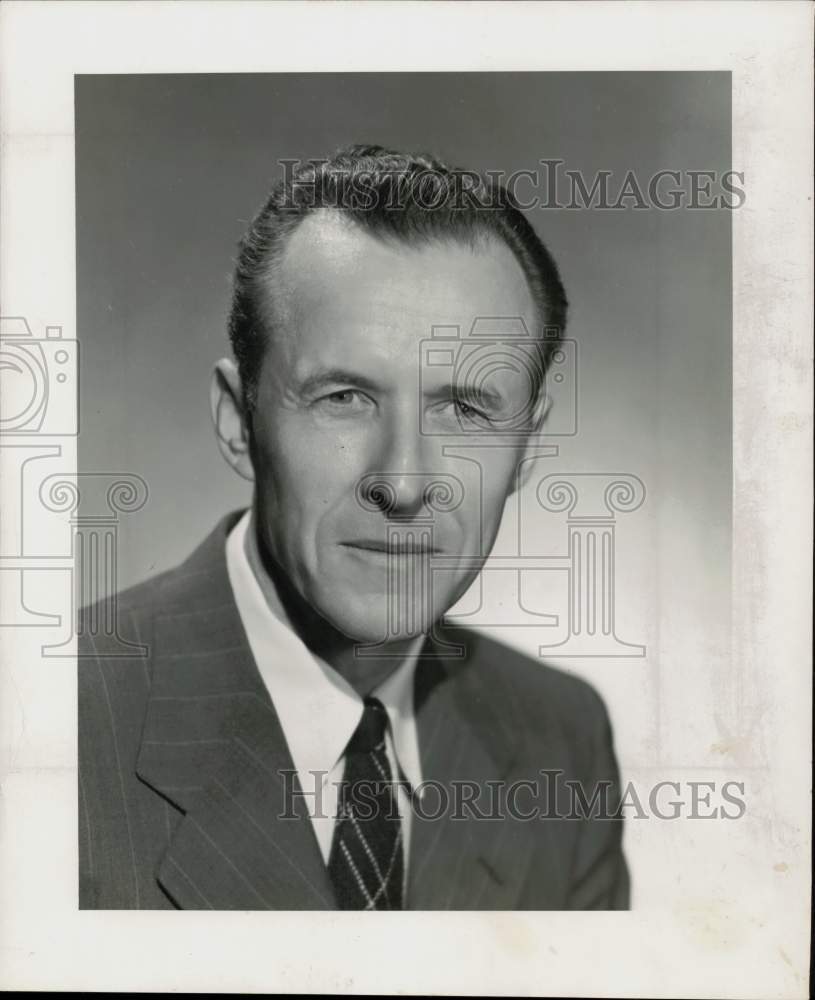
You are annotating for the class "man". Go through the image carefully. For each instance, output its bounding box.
[79,145,629,910]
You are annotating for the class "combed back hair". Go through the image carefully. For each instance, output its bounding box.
[228,144,568,410]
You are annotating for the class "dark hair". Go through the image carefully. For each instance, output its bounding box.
[228,144,568,410]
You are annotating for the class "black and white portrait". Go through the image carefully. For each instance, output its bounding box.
[73,72,733,912]
[0,5,810,996]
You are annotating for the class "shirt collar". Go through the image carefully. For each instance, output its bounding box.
[225,509,424,792]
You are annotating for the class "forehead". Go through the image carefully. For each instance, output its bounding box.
[265,210,537,345]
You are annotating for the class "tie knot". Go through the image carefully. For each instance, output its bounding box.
[347,697,389,754]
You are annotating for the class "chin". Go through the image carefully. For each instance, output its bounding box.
[314,591,433,646]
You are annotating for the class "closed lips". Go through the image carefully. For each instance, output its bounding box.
[341,540,440,554]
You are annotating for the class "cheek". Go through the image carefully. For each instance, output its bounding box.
[471,456,522,540]
[252,420,365,544]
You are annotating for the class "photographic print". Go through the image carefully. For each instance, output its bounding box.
[0,3,811,996]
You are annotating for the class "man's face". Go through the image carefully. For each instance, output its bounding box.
[247,211,541,643]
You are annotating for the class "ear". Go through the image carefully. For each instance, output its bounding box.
[512,390,554,495]
[210,358,255,482]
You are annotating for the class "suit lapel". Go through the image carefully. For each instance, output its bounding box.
[407,633,540,909]
[135,515,336,910]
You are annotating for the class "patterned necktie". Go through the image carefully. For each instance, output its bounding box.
[328,696,405,910]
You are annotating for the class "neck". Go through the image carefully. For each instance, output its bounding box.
[243,509,421,696]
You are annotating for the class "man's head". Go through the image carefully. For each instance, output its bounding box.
[212,145,568,643]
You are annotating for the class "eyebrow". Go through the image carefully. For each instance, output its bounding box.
[297,368,382,398]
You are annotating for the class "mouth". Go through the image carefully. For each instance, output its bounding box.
[340,540,442,556]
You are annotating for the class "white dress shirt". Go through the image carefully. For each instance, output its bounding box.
[225,510,424,866]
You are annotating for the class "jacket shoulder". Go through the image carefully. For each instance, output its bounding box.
[439,626,614,765]
[77,565,173,662]
[448,627,609,713]
[78,510,242,659]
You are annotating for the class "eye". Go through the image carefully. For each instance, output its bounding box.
[326,390,356,404]
[312,388,373,415]
[453,398,491,422]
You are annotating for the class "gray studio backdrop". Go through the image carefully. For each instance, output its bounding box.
[76,75,732,894]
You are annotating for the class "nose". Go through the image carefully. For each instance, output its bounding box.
[358,412,441,518]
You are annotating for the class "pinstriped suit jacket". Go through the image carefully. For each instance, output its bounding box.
[79,510,629,910]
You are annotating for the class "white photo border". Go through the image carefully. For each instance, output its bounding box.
[0,2,811,996]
